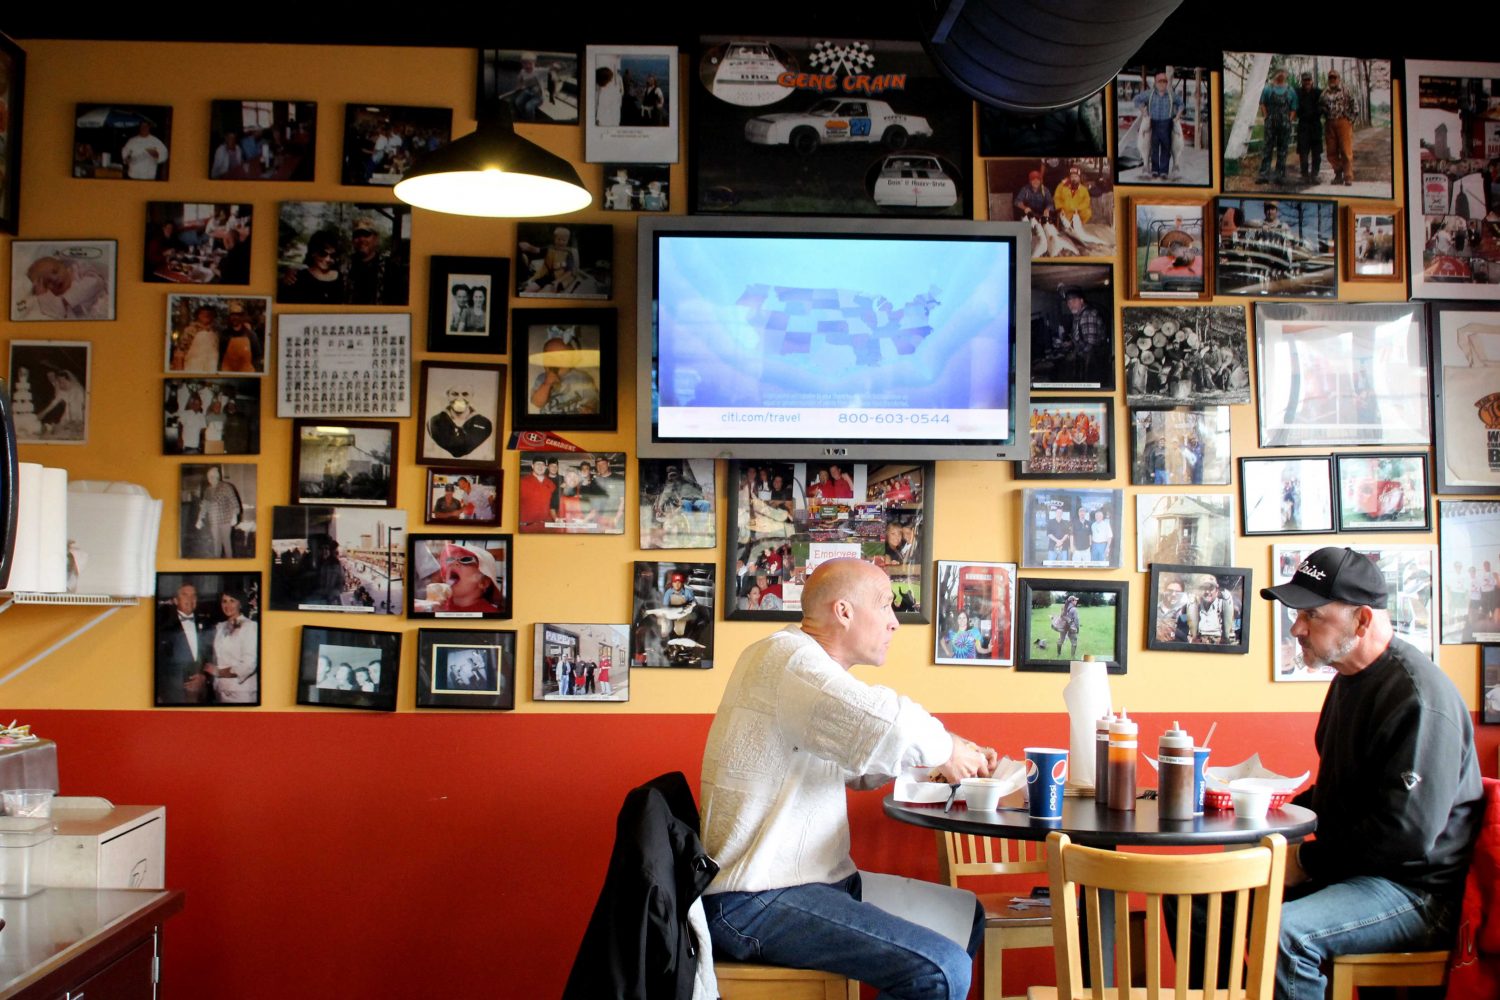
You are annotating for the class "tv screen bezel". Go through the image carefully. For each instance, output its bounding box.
[637,215,1031,461]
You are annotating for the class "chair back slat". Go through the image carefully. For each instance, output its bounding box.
[939,829,1049,887]
[1228,886,1251,995]
[1083,885,1106,1000]
[1202,892,1223,1000]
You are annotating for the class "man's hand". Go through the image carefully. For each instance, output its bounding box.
[933,738,995,783]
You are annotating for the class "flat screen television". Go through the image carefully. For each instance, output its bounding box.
[637,215,1030,461]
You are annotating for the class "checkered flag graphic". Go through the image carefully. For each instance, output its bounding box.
[808,40,875,78]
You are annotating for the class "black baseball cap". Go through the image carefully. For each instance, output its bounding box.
[1260,546,1388,609]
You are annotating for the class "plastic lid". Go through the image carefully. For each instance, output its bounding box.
[1096,712,1114,731]
[1160,720,1193,749]
[1109,711,1138,734]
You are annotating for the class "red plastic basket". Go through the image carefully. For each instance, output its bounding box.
[1203,788,1292,811]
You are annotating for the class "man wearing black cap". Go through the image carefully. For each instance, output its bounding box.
[1260,545,1481,999]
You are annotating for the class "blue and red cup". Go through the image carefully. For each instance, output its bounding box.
[1193,747,1211,816]
[1024,746,1069,820]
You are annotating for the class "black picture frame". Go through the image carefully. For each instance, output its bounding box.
[1214,196,1337,299]
[1015,577,1127,674]
[291,420,397,507]
[514,222,613,299]
[1146,563,1252,655]
[295,626,401,711]
[425,255,509,355]
[415,629,517,710]
[268,505,406,615]
[631,561,716,669]
[416,360,505,468]
[424,468,502,527]
[1429,302,1500,494]
[152,571,262,707]
[0,32,25,234]
[407,534,513,620]
[1130,406,1232,486]
[1482,645,1500,725]
[725,460,935,624]
[1238,457,1335,536]
[1015,397,1115,480]
[510,308,616,432]
[1334,452,1432,533]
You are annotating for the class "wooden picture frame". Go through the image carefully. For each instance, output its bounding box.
[295,626,401,711]
[1343,205,1404,283]
[1015,397,1115,480]
[1238,457,1335,535]
[417,360,505,468]
[425,255,509,355]
[0,32,25,234]
[725,460,934,623]
[407,534,513,620]
[1146,563,1252,655]
[1429,302,1500,494]
[291,420,397,507]
[1015,577,1127,674]
[1129,197,1210,300]
[415,629,517,711]
[510,308,616,432]
[1334,453,1432,533]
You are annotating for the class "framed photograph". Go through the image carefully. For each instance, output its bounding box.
[416,629,516,710]
[934,561,1016,666]
[586,44,679,164]
[408,535,512,619]
[1019,487,1124,570]
[1429,302,1500,493]
[341,103,452,187]
[162,378,259,456]
[511,308,615,430]
[1016,398,1114,479]
[632,561,716,668]
[1344,205,1403,282]
[0,33,24,233]
[478,49,579,126]
[73,102,171,180]
[726,461,934,621]
[518,452,627,534]
[9,239,116,321]
[1129,198,1209,300]
[424,469,501,527]
[1215,197,1337,298]
[1016,578,1127,674]
[1147,564,1251,654]
[426,256,509,355]
[691,36,971,217]
[1439,500,1500,645]
[166,294,269,375]
[295,626,400,711]
[1114,66,1213,187]
[144,202,252,285]
[1136,493,1235,572]
[1029,263,1115,391]
[209,99,317,181]
[514,222,613,299]
[1121,305,1250,407]
[276,313,410,419]
[269,505,406,615]
[1131,406,1232,486]
[1275,544,1437,678]
[603,163,670,211]
[178,463,257,559]
[276,201,412,306]
[417,361,504,468]
[985,158,1116,259]
[292,421,396,507]
[1335,453,1432,532]
[979,86,1106,158]
[7,341,89,444]
[1404,61,1500,300]
[534,623,630,702]
[639,459,716,549]
[1254,302,1429,447]
[1220,53,1394,199]
[153,571,261,707]
[1483,646,1500,725]
[1238,457,1335,535]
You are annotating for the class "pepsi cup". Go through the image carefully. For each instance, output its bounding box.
[1193,748,1211,816]
[1024,747,1068,820]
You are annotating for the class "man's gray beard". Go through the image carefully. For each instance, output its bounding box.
[1304,629,1359,668]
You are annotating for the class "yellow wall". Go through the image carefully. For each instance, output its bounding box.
[0,40,1479,715]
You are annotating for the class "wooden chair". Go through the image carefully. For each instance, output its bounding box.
[1026,830,1287,1000]
[937,831,1053,1000]
[1328,950,1450,999]
[715,961,859,1000]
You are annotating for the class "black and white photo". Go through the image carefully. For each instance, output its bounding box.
[292,421,397,507]
[417,629,517,710]
[296,626,400,711]
[9,239,116,322]
[1121,305,1249,406]
[179,463,256,559]
[426,256,508,355]
[8,341,89,444]
[276,313,410,419]
[418,361,504,467]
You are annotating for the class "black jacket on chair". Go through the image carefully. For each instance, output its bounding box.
[561,771,719,1000]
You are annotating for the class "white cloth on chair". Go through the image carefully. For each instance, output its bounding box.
[859,870,978,948]
[687,895,719,1000]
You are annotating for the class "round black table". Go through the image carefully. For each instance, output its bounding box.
[883,795,1318,847]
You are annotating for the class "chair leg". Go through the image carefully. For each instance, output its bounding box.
[1330,960,1354,1000]
[983,927,1004,1000]
[841,978,858,1000]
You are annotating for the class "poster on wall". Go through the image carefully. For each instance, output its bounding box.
[691,37,970,217]
[1430,302,1500,492]
[276,314,410,419]
[585,44,678,164]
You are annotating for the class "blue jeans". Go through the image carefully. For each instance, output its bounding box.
[1277,876,1454,1000]
[704,873,983,1000]
[1149,118,1173,175]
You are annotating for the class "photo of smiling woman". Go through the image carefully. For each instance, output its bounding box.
[406,535,513,620]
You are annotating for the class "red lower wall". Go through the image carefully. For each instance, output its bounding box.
[22,710,1498,999]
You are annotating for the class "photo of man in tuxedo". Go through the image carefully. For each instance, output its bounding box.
[155,582,211,705]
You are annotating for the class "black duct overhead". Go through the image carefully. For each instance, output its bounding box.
[919,0,1186,112]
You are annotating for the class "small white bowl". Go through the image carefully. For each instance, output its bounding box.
[961,776,1005,811]
[1229,785,1271,819]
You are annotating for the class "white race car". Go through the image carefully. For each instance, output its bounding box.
[871,154,957,208]
[745,98,932,154]
[709,41,790,106]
